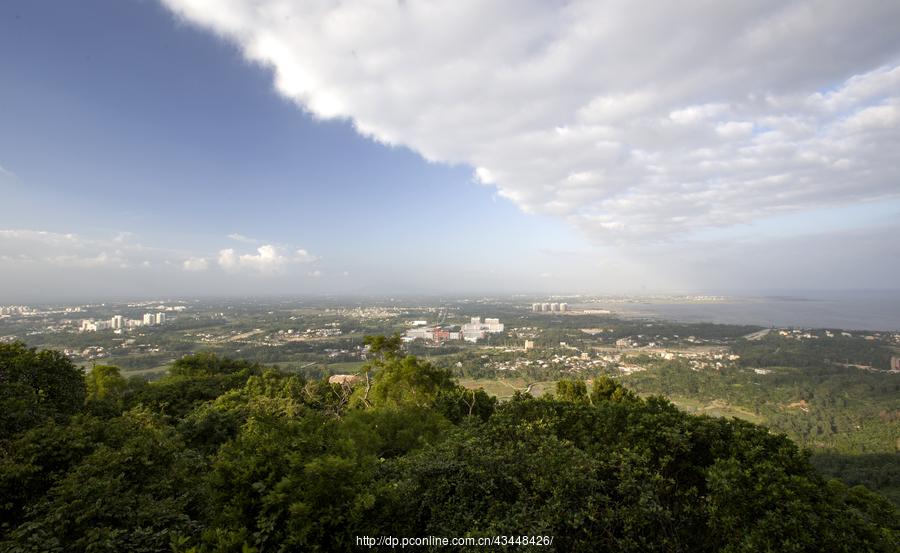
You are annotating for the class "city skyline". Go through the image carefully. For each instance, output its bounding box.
[2,0,899,300]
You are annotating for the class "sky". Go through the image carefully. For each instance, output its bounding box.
[1,0,899,301]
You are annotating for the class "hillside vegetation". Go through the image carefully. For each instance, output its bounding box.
[1,339,898,552]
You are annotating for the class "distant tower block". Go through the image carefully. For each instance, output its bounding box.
[532,303,541,312]
[542,303,551,312]
[524,340,535,351]
[560,303,568,312]
[551,303,559,312]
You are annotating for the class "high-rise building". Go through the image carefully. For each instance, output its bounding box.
[470,317,482,325]
[524,340,535,351]
[111,315,124,329]
[484,318,504,332]
[532,303,541,312]
[143,313,155,326]
[559,303,568,312]
[155,312,166,325]
[542,303,551,312]
[551,302,560,312]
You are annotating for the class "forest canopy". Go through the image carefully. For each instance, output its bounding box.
[0,339,897,552]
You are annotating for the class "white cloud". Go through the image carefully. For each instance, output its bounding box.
[227,233,259,244]
[217,244,316,273]
[0,229,207,271]
[47,252,120,268]
[0,229,320,278]
[294,248,316,263]
[161,0,900,241]
[112,231,135,244]
[715,121,754,139]
[0,163,16,180]
[182,257,209,271]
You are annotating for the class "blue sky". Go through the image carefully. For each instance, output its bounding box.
[1,0,899,299]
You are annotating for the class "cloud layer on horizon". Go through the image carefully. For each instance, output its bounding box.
[160,0,900,242]
[0,229,318,276]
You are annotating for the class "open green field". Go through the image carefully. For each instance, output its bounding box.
[112,361,173,379]
[665,395,765,424]
[325,360,366,373]
[459,377,765,425]
[459,377,557,400]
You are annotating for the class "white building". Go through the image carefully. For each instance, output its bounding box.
[461,316,505,342]
[484,318,504,332]
[143,313,156,326]
[551,303,560,312]
[81,319,112,332]
[542,303,551,312]
[403,327,433,341]
[111,315,124,330]
[559,303,568,312]
[532,303,541,312]
[155,312,166,325]
[462,330,482,343]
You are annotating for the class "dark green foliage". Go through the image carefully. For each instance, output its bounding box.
[555,378,588,402]
[5,409,206,553]
[0,341,897,552]
[812,453,900,507]
[362,333,402,359]
[433,387,496,423]
[85,365,129,417]
[0,342,86,439]
[168,351,263,378]
[365,355,457,408]
[733,333,894,370]
[126,352,264,418]
[0,416,105,535]
[622,357,899,454]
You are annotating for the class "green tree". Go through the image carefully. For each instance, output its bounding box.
[0,342,86,439]
[365,355,456,408]
[85,364,127,417]
[556,379,589,403]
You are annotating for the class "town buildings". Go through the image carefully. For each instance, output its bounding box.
[79,312,168,332]
[403,316,505,344]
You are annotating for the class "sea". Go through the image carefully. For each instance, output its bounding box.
[588,290,900,332]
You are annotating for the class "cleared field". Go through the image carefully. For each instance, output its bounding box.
[665,395,765,424]
[458,378,766,424]
[118,363,171,378]
[459,378,557,400]
[326,361,366,373]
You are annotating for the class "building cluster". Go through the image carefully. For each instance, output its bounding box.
[404,317,504,344]
[532,302,568,313]
[79,312,167,332]
[268,327,343,344]
[775,328,896,342]
[0,305,33,316]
